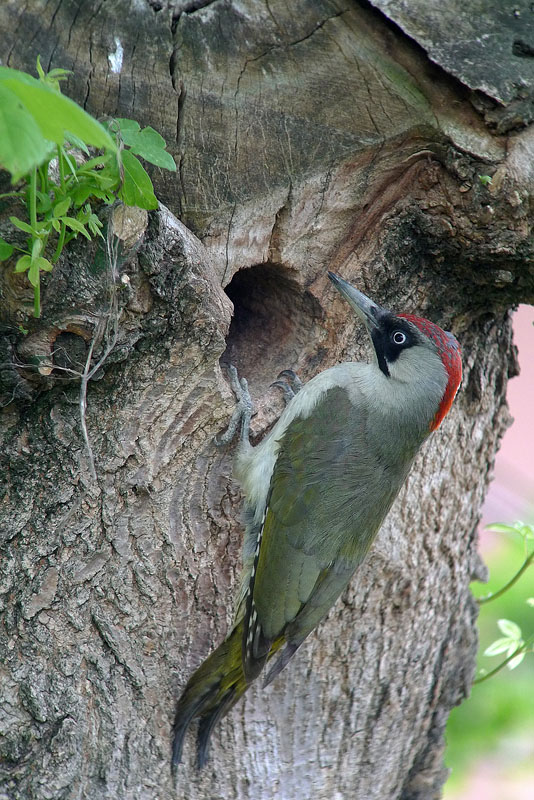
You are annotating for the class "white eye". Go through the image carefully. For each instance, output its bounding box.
[392,330,407,345]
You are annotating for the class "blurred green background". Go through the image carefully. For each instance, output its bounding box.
[444,530,534,798]
[443,305,534,799]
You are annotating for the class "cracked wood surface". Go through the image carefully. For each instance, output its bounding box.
[370,0,534,107]
[1,1,534,799]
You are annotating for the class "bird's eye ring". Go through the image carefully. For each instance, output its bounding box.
[392,330,407,345]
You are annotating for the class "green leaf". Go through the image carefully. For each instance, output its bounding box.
[118,149,158,209]
[45,68,72,82]
[94,171,121,192]
[128,125,166,150]
[53,197,72,218]
[0,66,116,152]
[37,256,53,272]
[69,167,117,205]
[0,84,54,180]
[112,118,141,135]
[62,216,91,239]
[35,190,53,213]
[36,56,46,82]
[28,259,40,286]
[75,155,109,173]
[14,254,31,273]
[484,637,513,656]
[51,218,61,233]
[485,523,518,535]
[71,183,114,206]
[35,57,71,89]
[9,215,37,235]
[27,256,53,286]
[507,651,526,670]
[87,213,104,237]
[0,239,14,260]
[31,238,43,259]
[124,126,176,170]
[497,618,522,639]
[64,131,90,155]
[60,147,78,178]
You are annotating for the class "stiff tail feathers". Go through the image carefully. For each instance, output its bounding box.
[172,621,246,768]
[173,620,288,768]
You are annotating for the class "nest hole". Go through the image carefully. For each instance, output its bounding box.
[221,264,325,391]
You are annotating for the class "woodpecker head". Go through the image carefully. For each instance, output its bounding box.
[328,272,462,431]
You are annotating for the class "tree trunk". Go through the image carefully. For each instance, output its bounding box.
[1,1,533,798]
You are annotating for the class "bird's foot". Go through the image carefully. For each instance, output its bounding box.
[270,369,303,405]
[215,365,254,447]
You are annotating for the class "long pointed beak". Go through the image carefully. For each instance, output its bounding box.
[328,272,387,331]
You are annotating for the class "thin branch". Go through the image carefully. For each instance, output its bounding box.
[79,332,99,481]
[477,550,534,604]
[77,220,122,481]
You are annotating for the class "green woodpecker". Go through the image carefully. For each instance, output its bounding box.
[172,273,462,767]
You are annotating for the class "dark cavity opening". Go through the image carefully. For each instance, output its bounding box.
[52,332,88,375]
[513,39,534,58]
[221,264,325,392]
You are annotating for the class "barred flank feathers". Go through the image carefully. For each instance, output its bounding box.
[241,508,272,682]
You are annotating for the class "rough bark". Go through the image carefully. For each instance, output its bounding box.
[1,1,533,799]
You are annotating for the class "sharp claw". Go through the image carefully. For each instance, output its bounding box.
[270,380,296,403]
[271,368,303,405]
[276,369,303,392]
[276,369,298,381]
[215,365,254,447]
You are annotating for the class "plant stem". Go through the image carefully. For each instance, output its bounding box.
[53,222,67,263]
[474,632,534,684]
[34,278,40,318]
[38,163,49,195]
[29,167,37,230]
[57,145,66,191]
[477,549,534,604]
[29,167,41,318]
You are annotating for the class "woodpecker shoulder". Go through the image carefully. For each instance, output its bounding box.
[234,364,368,508]
[235,359,422,475]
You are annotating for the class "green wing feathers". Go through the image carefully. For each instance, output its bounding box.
[254,388,390,646]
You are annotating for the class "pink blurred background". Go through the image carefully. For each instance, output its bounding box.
[453,305,534,800]
[481,305,534,527]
